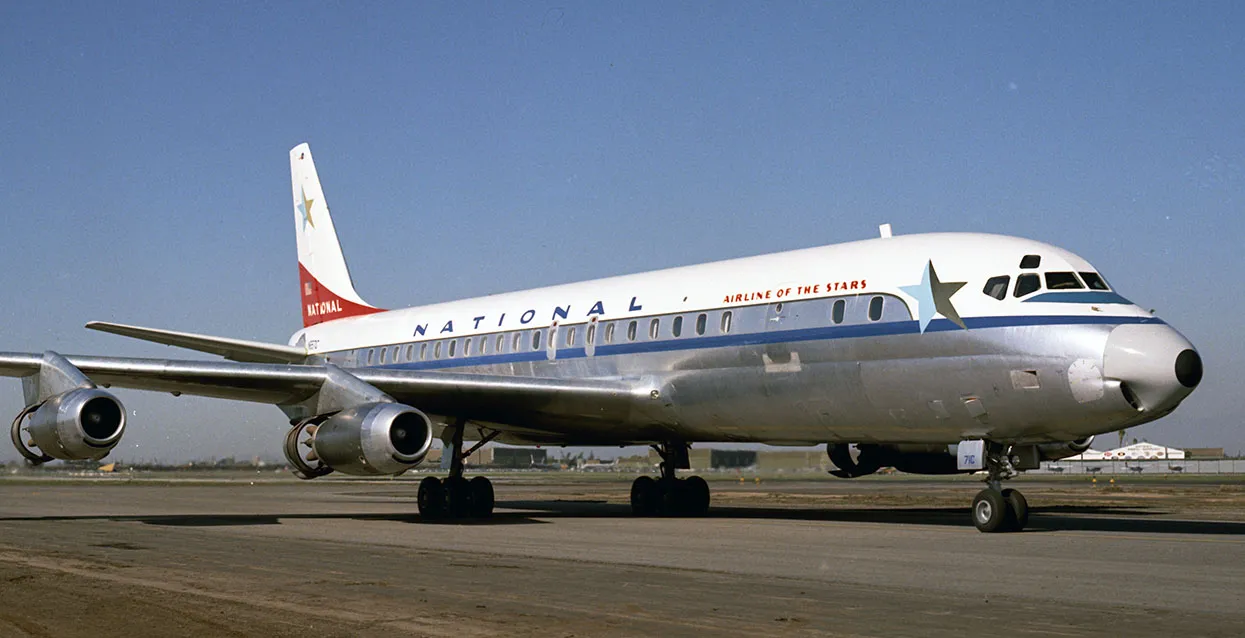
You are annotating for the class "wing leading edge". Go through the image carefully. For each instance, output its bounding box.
[0,352,672,445]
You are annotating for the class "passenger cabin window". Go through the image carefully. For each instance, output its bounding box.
[672,316,683,338]
[649,318,660,339]
[832,299,845,324]
[1019,254,1041,269]
[605,322,615,343]
[531,330,542,350]
[367,349,375,365]
[695,313,707,336]
[1014,273,1041,297]
[983,275,1010,301]
[434,342,442,359]
[566,327,576,346]
[405,345,414,361]
[587,324,596,345]
[419,343,427,360]
[512,333,523,352]
[448,340,457,357]
[720,311,732,333]
[627,321,637,341]
[868,296,884,321]
[1079,272,1110,290]
[479,338,487,355]
[496,335,505,353]
[1045,272,1084,290]
[379,348,387,364]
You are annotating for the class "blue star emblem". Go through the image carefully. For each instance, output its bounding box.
[900,260,967,333]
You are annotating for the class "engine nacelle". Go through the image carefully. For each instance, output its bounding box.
[311,402,434,476]
[26,388,126,461]
[828,443,965,477]
[1036,436,1095,462]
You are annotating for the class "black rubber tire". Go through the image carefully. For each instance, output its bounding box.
[630,475,660,516]
[972,489,1009,533]
[1003,488,1029,532]
[417,476,444,519]
[684,475,710,516]
[444,476,472,518]
[660,478,684,516]
[469,476,495,518]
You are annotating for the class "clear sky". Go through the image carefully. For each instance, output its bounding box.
[1,2,1241,462]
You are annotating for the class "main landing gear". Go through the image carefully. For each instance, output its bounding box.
[630,442,711,517]
[971,442,1030,533]
[417,420,498,520]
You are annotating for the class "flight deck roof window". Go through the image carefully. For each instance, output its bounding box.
[1019,255,1041,269]
[832,299,845,324]
[1014,273,1040,297]
[868,296,883,321]
[1080,272,1110,290]
[983,275,1010,301]
[1045,272,1084,290]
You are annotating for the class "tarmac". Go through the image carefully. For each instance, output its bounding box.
[0,473,1243,637]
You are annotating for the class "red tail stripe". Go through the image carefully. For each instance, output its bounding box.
[298,263,386,327]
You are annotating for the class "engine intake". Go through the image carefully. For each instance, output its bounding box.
[24,388,126,461]
[309,402,434,476]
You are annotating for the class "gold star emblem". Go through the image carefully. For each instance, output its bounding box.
[298,186,315,230]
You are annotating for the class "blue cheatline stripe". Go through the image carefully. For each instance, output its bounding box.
[367,314,1164,372]
[1023,291,1133,304]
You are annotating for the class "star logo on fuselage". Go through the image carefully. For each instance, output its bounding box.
[900,260,967,333]
[297,186,315,231]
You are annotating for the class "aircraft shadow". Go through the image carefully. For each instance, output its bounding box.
[2,501,1241,535]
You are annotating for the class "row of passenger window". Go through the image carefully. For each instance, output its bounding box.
[982,271,1110,301]
[354,294,895,366]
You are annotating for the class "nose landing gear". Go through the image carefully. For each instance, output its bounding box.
[972,442,1030,533]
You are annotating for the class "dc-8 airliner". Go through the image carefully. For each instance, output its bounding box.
[1,143,1202,532]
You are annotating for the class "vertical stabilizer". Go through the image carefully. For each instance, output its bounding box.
[290,143,384,327]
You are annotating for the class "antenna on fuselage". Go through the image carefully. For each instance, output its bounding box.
[879,223,893,238]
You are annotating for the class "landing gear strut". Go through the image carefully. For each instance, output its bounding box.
[416,419,497,520]
[630,442,710,516]
[971,442,1029,533]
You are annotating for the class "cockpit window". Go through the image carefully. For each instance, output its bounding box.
[1079,272,1110,290]
[1045,272,1084,290]
[1019,255,1041,269]
[983,275,1009,300]
[1014,273,1040,297]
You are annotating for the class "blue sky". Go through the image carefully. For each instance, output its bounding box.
[1,2,1241,461]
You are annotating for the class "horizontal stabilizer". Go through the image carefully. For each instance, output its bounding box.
[85,322,307,364]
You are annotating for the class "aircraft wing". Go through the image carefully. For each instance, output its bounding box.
[0,352,670,445]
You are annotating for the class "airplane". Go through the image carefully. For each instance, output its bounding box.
[0,143,1202,533]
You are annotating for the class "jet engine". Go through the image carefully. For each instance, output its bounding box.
[827,443,963,478]
[288,402,434,477]
[21,388,127,461]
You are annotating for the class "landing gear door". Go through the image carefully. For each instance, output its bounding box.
[957,440,985,471]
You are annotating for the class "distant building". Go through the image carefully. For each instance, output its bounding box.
[1102,442,1185,460]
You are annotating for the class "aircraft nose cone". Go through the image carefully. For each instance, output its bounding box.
[1103,324,1200,413]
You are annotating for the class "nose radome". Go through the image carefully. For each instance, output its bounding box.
[1103,324,1200,413]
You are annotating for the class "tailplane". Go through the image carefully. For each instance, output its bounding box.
[290,143,384,327]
